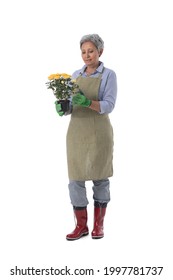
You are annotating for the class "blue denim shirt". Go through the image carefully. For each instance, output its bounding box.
[67,62,117,115]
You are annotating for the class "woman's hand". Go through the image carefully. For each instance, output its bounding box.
[72,93,91,107]
[55,101,64,116]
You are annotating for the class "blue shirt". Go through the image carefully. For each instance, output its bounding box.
[72,62,117,114]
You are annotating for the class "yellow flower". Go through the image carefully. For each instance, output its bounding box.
[46,72,79,100]
[54,74,61,79]
[61,73,71,79]
[48,73,71,80]
[48,74,56,80]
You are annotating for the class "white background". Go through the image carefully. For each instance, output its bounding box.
[0,0,173,279]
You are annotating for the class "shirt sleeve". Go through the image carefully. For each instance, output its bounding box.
[99,71,117,114]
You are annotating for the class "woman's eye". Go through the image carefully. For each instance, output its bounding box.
[82,50,93,55]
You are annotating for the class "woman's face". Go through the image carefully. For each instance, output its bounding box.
[81,41,102,68]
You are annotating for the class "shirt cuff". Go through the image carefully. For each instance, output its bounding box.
[99,101,114,114]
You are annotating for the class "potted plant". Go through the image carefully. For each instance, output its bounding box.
[46,73,79,111]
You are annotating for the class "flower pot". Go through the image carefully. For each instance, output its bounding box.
[58,99,70,112]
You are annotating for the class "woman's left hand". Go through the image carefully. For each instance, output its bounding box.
[72,93,91,107]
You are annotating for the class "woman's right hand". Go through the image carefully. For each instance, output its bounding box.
[55,101,64,116]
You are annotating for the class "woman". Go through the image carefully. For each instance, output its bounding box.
[56,34,117,240]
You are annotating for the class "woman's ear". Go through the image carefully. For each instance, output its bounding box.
[99,49,103,57]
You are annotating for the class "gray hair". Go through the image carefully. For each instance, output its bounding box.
[80,34,104,50]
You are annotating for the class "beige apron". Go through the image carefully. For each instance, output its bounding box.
[66,75,114,181]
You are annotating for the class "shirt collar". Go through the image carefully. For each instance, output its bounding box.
[80,61,104,74]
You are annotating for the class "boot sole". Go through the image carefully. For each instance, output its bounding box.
[92,235,104,239]
[66,232,89,241]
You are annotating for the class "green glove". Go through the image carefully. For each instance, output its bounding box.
[55,101,64,116]
[72,93,91,107]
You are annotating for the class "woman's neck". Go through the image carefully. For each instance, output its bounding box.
[85,62,100,75]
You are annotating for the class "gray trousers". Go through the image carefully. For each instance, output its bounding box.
[68,179,110,207]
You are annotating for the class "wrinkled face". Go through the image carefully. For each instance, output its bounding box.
[81,41,102,67]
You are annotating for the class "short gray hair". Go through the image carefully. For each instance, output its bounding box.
[80,34,104,50]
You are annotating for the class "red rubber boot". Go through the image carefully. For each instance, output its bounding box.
[66,207,89,241]
[91,203,107,239]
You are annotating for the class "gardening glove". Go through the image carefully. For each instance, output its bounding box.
[72,92,91,107]
[55,101,64,116]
